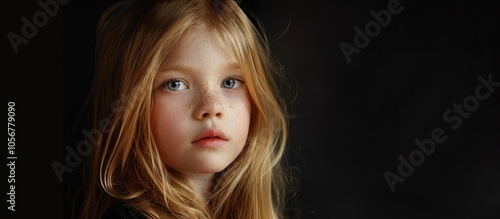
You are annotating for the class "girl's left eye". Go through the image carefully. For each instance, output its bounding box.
[221,78,243,89]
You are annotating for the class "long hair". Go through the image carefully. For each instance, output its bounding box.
[79,0,291,218]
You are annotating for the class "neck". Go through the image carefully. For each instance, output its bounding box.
[185,173,215,200]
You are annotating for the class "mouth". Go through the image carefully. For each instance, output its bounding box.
[192,128,228,147]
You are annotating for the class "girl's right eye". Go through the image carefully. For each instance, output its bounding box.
[163,79,187,91]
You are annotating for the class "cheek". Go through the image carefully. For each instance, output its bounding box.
[231,93,252,143]
[151,97,190,153]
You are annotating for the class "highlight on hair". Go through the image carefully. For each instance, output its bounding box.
[79,0,293,218]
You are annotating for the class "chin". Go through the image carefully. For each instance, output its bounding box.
[195,161,232,174]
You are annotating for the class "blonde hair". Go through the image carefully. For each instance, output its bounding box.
[80,0,291,218]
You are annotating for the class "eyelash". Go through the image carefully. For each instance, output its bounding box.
[160,77,245,91]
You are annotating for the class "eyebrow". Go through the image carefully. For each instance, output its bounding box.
[159,64,197,74]
[159,62,241,74]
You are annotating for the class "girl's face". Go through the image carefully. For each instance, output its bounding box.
[151,27,251,175]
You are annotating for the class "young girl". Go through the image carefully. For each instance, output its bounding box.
[79,0,294,218]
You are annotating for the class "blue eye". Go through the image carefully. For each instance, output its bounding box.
[164,80,187,91]
[222,78,242,89]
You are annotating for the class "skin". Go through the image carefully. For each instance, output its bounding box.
[151,27,251,198]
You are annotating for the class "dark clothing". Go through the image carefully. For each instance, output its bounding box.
[103,203,144,219]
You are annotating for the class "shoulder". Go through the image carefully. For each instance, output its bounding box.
[102,203,145,219]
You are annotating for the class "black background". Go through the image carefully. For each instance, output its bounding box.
[3,0,500,218]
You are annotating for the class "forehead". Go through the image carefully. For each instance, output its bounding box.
[162,27,238,67]
[156,29,241,76]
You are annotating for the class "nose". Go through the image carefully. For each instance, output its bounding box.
[194,88,224,120]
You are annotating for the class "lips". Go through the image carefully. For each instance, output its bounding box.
[192,128,228,148]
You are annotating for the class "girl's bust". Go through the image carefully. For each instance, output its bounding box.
[79,0,293,218]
